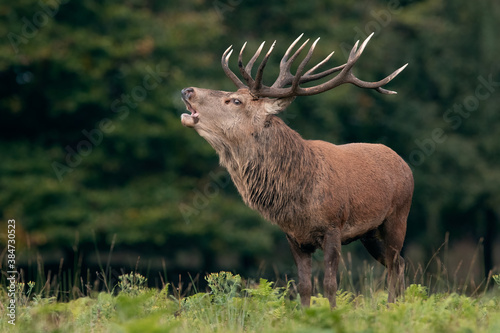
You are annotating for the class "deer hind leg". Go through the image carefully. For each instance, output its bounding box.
[382,212,406,303]
[360,229,387,266]
[384,244,405,303]
[361,217,406,303]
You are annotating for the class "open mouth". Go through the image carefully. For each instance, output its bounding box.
[181,98,199,127]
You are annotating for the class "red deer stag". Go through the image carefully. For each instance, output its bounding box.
[180,33,413,307]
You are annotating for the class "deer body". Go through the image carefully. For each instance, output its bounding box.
[181,34,413,307]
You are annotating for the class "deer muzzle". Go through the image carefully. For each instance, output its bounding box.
[180,87,199,128]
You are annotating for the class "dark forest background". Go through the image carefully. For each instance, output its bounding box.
[1,0,499,290]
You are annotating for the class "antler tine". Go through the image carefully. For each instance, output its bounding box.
[269,34,304,88]
[342,32,374,76]
[271,37,310,88]
[277,33,304,69]
[253,41,276,92]
[300,48,346,85]
[351,63,408,94]
[354,32,374,60]
[238,41,266,87]
[222,45,246,89]
[246,41,265,74]
[380,63,408,94]
[287,39,311,69]
[237,42,250,84]
[342,32,375,75]
[304,50,335,76]
[299,64,346,84]
[291,38,320,91]
[348,40,360,61]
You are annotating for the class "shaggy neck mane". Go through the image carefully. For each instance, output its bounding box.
[216,116,317,224]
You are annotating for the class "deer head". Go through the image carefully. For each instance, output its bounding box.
[181,32,407,146]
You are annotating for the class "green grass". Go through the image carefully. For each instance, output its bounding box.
[1,272,499,332]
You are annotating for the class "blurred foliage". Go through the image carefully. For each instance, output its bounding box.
[0,0,499,284]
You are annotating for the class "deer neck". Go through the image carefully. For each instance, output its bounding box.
[217,116,317,224]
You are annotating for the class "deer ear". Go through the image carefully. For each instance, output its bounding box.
[264,97,296,115]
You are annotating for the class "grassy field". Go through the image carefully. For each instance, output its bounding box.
[1,271,499,333]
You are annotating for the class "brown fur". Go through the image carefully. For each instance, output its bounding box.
[181,87,413,307]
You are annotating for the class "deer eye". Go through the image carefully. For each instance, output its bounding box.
[225,98,242,106]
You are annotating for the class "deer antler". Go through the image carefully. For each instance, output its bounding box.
[221,33,408,98]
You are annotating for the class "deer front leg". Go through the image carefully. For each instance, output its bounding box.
[323,228,341,308]
[286,235,312,307]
